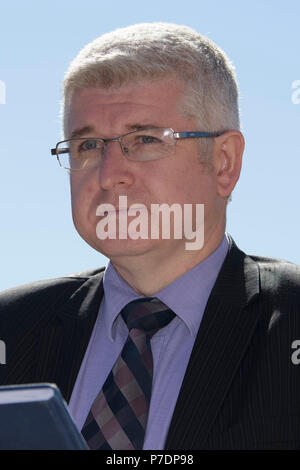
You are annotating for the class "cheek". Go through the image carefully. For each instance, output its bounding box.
[70,176,96,219]
[166,170,211,204]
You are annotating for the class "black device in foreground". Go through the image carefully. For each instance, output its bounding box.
[0,383,88,449]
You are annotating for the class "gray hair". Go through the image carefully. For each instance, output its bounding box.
[62,22,240,154]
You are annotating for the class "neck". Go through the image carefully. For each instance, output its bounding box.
[110,228,226,296]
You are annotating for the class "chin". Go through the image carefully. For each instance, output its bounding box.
[87,237,159,259]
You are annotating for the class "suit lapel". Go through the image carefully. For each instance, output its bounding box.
[35,271,105,402]
[4,271,105,403]
[165,239,261,449]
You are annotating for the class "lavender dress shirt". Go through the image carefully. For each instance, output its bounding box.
[68,234,229,449]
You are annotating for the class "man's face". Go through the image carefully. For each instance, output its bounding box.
[68,78,224,261]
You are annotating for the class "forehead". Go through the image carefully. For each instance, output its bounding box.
[67,78,192,137]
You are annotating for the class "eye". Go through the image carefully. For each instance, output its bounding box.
[79,139,101,152]
[139,135,161,144]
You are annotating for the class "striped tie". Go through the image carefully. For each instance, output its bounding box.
[81,297,175,450]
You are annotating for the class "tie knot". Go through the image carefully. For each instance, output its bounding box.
[121,297,175,337]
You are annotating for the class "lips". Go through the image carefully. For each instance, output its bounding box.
[102,207,147,215]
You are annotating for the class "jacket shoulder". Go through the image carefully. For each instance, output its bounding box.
[248,254,300,294]
[0,267,105,313]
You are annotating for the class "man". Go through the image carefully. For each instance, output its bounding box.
[1,23,300,450]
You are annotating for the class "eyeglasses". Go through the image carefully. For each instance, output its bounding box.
[50,127,225,172]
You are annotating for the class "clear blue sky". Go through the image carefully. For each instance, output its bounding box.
[0,0,299,291]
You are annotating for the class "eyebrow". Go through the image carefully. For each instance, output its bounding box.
[70,126,94,139]
[70,123,161,139]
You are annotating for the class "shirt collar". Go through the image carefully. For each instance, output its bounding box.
[102,234,229,340]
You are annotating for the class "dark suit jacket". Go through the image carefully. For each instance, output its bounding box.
[1,236,300,450]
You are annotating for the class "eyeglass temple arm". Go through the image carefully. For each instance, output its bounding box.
[51,148,69,156]
[174,131,225,139]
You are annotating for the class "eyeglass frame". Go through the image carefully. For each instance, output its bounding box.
[50,127,226,171]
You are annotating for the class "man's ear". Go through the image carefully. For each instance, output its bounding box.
[213,130,245,198]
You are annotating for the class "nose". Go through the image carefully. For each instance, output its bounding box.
[97,140,135,191]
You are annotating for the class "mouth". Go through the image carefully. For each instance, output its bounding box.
[102,207,147,215]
